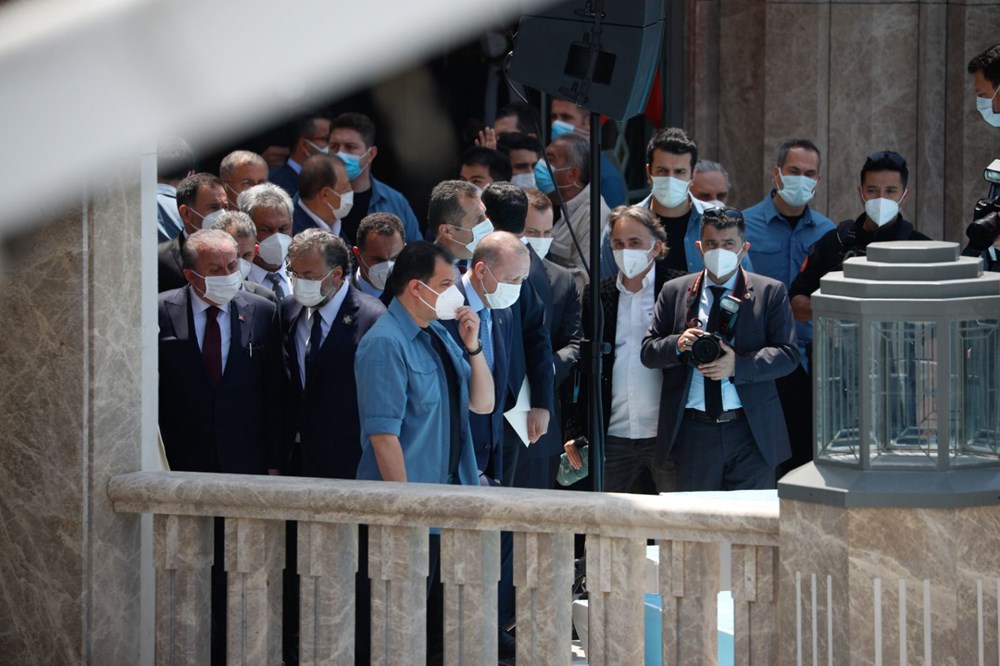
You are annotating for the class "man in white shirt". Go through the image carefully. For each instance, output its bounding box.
[292,155,354,238]
[238,183,296,299]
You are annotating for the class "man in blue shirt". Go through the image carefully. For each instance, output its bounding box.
[355,241,494,484]
[328,112,422,247]
[742,139,834,479]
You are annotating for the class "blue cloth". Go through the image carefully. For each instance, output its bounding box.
[368,175,422,247]
[355,299,479,485]
[742,194,834,366]
[156,184,183,243]
[269,162,299,198]
[600,194,753,279]
[598,153,627,209]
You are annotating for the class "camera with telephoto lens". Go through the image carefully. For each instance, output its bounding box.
[964,158,1000,251]
[686,294,741,367]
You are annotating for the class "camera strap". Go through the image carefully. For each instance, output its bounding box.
[685,269,747,335]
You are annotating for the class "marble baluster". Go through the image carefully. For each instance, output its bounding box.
[585,535,645,665]
[368,525,429,666]
[153,514,214,666]
[297,522,358,666]
[513,531,574,666]
[660,539,719,665]
[731,544,778,665]
[224,518,285,665]
[440,529,501,664]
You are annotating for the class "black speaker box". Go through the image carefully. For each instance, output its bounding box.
[508,0,665,121]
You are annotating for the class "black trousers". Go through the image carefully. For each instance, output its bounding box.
[775,364,812,479]
[672,414,774,491]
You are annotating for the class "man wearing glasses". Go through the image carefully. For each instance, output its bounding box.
[641,207,799,491]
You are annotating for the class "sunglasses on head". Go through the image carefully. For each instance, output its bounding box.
[866,151,906,168]
[702,206,743,220]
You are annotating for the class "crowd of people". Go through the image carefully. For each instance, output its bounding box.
[154,41,1000,663]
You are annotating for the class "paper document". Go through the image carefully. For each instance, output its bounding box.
[503,378,532,447]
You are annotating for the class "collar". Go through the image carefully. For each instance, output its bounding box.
[298,198,337,234]
[313,281,350,325]
[388,297,424,341]
[461,272,487,313]
[157,183,177,197]
[248,262,289,284]
[191,288,231,317]
[703,268,740,291]
[615,262,656,295]
[287,158,302,175]
[564,183,592,217]
[354,268,382,297]
[764,191,818,226]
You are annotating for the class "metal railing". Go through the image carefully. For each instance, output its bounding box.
[109,471,779,665]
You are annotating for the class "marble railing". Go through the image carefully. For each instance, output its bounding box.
[108,471,780,665]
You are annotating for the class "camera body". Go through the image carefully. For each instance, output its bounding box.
[685,293,741,367]
[964,158,1000,251]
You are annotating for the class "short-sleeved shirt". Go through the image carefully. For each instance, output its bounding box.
[355,298,479,485]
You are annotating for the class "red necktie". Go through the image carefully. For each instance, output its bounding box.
[203,306,222,386]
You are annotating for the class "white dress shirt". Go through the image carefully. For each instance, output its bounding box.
[608,265,661,439]
[685,270,742,411]
[248,262,293,296]
[294,283,349,386]
[298,199,342,237]
[354,268,382,298]
[191,290,232,373]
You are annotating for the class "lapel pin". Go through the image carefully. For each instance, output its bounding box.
[343,314,354,325]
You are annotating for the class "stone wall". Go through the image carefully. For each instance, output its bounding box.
[687,0,999,241]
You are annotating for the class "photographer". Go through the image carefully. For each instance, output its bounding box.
[961,43,1000,266]
[640,207,799,491]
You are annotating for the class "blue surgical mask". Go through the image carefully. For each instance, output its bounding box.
[550,119,576,139]
[977,86,1000,127]
[534,160,557,195]
[336,148,372,181]
[775,173,817,207]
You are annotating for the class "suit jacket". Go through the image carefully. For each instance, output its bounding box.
[281,286,385,479]
[292,201,347,239]
[158,287,285,474]
[566,259,685,442]
[158,235,186,293]
[639,269,799,468]
[442,281,514,485]
[269,162,298,198]
[524,249,582,462]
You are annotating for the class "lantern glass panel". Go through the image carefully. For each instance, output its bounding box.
[949,319,1000,465]
[815,317,861,465]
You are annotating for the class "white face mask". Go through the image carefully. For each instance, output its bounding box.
[418,283,465,320]
[690,195,728,216]
[292,268,336,308]
[702,248,741,279]
[194,270,242,306]
[523,236,553,258]
[190,208,226,230]
[450,219,494,255]
[481,265,522,310]
[976,88,1000,127]
[511,172,537,190]
[650,176,691,208]
[257,233,291,267]
[327,189,354,220]
[365,260,394,291]
[238,258,253,280]
[613,245,655,279]
[775,173,817,207]
[304,139,330,156]
[864,195,904,227]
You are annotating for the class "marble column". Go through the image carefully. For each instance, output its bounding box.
[585,535,646,665]
[688,0,998,239]
[367,525,429,666]
[154,514,214,666]
[297,521,358,666]
[440,528,501,665]
[224,517,285,665]
[513,531,574,665]
[659,539,720,665]
[0,162,151,663]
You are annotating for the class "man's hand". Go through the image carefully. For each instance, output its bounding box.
[474,127,498,149]
[455,305,481,352]
[698,340,736,381]
[563,439,583,470]
[527,408,550,443]
[676,327,706,353]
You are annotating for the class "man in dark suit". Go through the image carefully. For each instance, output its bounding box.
[512,188,581,489]
[282,228,385,479]
[157,173,230,292]
[158,228,285,474]
[269,113,331,198]
[291,154,355,238]
[480,182,557,488]
[564,206,685,493]
[640,207,799,491]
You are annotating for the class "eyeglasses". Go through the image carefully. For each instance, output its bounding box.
[701,206,743,220]
[866,151,906,168]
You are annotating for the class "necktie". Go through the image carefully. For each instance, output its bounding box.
[203,306,222,387]
[305,308,323,370]
[266,272,285,300]
[704,286,727,419]
[479,308,494,371]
